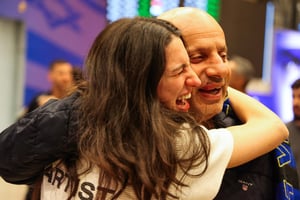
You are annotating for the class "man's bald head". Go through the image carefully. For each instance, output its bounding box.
[158,7,224,38]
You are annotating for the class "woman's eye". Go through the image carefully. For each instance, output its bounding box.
[174,66,188,76]
[175,68,185,76]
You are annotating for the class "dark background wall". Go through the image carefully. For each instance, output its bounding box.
[219,0,267,78]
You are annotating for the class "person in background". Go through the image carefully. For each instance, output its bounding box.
[0,16,288,200]
[287,78,300,188]
[24,59,74,200]
[228,55,255,94]
[26,59,73,113]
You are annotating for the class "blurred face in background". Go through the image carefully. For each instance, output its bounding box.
[48,62,73,93]
[228,60,246,93]
[292,87,300,120]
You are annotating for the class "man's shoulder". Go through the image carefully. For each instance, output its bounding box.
[37,92,80,114]
[27,91,52,112]
[30,91,52,101]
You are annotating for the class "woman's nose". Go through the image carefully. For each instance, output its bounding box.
[186,67,201,88]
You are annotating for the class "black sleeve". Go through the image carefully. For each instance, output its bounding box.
[0,93,79,185]
[26,95,40,113]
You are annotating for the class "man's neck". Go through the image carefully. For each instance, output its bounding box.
[51,89,66,99]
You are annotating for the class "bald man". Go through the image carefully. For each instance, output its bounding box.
[159,7,298,200]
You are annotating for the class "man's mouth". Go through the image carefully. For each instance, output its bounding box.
[198,87,221,94]
[293,106,300,115]
[196,87,223,102]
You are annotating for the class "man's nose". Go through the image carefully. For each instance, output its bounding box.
[205,59,229,78]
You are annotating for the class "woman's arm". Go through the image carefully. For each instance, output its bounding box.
[226,87,288,168]
[0,93,79,184]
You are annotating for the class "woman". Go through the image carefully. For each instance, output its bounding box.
[40,17,209,200]
[0,17,287,200]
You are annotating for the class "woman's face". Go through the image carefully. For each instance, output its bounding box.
[157,36,201,112]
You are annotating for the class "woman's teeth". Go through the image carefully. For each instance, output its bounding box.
[177,93,191,100]
[176,93,191,105]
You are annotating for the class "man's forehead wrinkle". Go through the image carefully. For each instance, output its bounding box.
[158,9,224,36]
[175,18,224,36]
[182,31,225,38]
